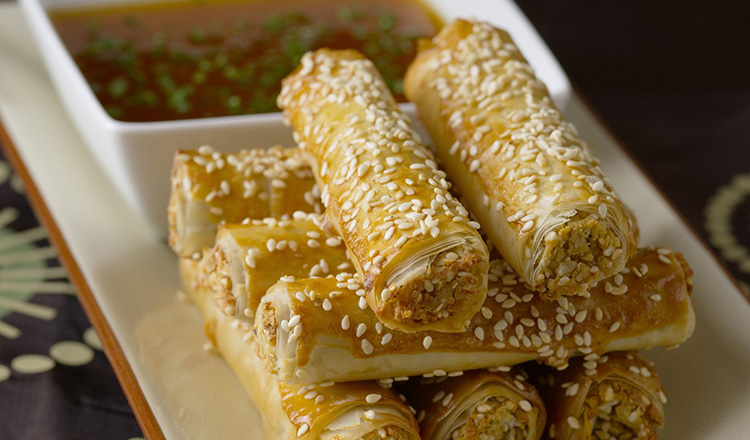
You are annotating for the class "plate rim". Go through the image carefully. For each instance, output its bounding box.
[1,90,748,440]
[0,121,167,440]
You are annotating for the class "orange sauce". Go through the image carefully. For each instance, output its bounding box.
[50,0,441,122]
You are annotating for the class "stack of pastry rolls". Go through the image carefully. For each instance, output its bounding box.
[279,48,490,332]
[170,148,422,439]
[167,18,695,440]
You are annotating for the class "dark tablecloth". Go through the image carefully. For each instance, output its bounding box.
[0,1,748,438]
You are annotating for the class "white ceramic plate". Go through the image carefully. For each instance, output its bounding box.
[19,0,570,236]
[1,4,749,440]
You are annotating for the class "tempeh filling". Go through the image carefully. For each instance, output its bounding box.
[537,213,624,298]
[360,425,413,440]
[255,301,279,374]
[449,398,534,440]
[389,249,487,326]
[201,248,236,315]
[584,381,663,440]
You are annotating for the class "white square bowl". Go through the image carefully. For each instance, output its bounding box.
[19,0,570,235]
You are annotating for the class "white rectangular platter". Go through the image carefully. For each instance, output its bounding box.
[1,4,749,439]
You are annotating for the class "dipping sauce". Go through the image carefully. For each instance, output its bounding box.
[50,0,441,122]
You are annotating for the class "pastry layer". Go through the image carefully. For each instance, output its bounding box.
[278,48,489,332]
[404,19,638,298]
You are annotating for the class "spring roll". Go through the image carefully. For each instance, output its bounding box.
[530,352,665,439]
[396,368,546,440]
[185,260,421,440]
[168,145,321,258]
[198,213,352,322]
[255,248,694,383]
[405,19,638,299]
[278,48,489,332]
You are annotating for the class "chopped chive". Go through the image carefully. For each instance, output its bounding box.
[189,28,207,44]
[192,70,208,84]
[378,12,396,32]
[226,95,242,113]
[105,105,124,119]
[214,52,228,68]
[108,77,129,98]
[223,64,240,80]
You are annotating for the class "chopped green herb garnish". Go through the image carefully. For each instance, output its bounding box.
[378,12,396,32]
[56,0,436,121]
[105,105,124,118]
[168,85,194,113]
[226,95,242,114]
[107,77,129,98]
[192,70,208,84]
[188,28,207,44]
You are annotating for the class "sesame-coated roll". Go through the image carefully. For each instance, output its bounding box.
[405,19,638,298]
[278,49,490,332]
[529,352,666,439]
[168,145,321,259]
[397,368,546,440]
[185,259,421,440]
[198,214,352,322]
[254,248,694,384]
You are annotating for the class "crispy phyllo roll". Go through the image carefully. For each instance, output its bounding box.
[198,214,352,321]
[397,368,546,440]
[405,19,638,298]
[278,48,489,332]
[168,145,321,258]
[254,248,694,383]
[185,261,420,440]
[530,352,665,439]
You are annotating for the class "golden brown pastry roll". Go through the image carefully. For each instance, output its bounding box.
[185,260,420,440]
[396,368,546,440]
[278,48,489,332]
[254,248,694,383]
[198,214,352,322]
[530,352,665,439]
[405,19,638,299]
[168,145,321,259]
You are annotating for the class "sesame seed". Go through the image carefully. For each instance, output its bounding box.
[380,288,392,302]
[288,315,301,327]
[519,400,532,412]
[567,417,580,430]
[423,336,433,349]
[566,383,580,396]
[297,424,309,437]
[442,393,454,406]
[659,390,668,404]
[474,327,485,341]
[481,307,493,319]
[366,393,382,404]
[361,339,373,355]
